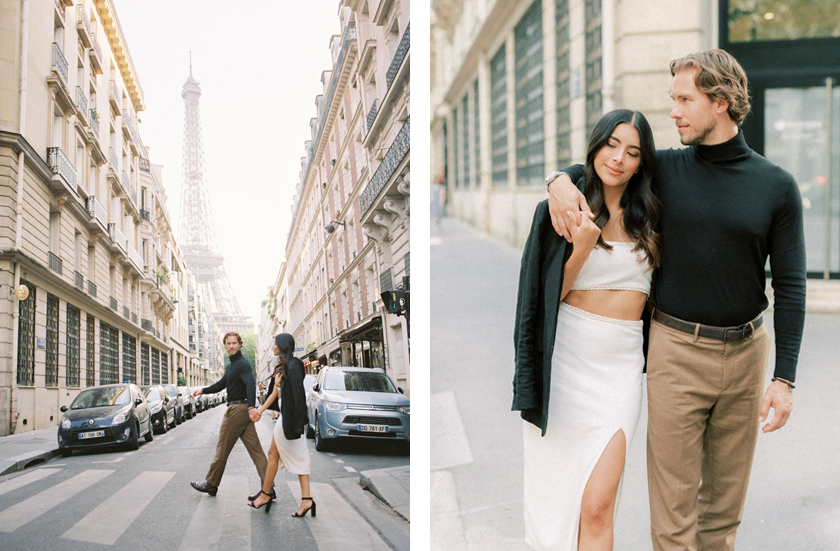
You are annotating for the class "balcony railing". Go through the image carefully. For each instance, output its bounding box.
[47,146,78,193]
[127,242,143,271]
[140,208,151,221]
[366,99,379,131]
[76,87,88,120]
[108,223,127,252]
[386,24,409,90]
[361,116,410,215]
[90,38,103,74]
[139,157,151,173]
[52,43,68,83]
[142,319,153,332]
[77,9,91,47]
[109,80,119,110]
[74,271,84,290]
[109,147,118,170]
[131,312,138,324]
[123,306,129,320]
[89,109,99,138]
[86,195,107,227]
[121,109,136,143]
[48,252,63,275]
[109,297,118,311]
[87,280,97,297]
[129,185,137,206]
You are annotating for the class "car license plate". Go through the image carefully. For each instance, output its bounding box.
[78,430,104,439]
[357,424,387,433]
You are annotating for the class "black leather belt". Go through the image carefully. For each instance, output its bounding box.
[653,309,763,343]
[227,400,247,406]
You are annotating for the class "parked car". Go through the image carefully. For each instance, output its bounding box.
[178,386,195,419]
[141,385,177,434]
[162,384,185,424]
[190,386,207,412]
[57,383,153,456]
[306,366,410,452]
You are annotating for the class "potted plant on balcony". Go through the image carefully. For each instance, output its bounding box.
[156,265,169,285]
[90,108,100,122]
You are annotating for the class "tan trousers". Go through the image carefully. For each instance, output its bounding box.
[205,404,268,487]
[646,318,770,551]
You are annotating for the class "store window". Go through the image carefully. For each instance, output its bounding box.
[490,44,508,186]
[728,0,840,43]
[514,0,545,187]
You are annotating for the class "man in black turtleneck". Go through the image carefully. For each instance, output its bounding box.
[190,332,268,497]
[546,50,805,550]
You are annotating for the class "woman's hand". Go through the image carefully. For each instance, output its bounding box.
[566,210,601,256]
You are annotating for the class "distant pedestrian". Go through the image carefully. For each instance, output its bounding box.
[431,170,446,229]
[248,333,314,517]
[190,332,268,497]
[513,109,661,550]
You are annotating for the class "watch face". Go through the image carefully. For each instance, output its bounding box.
[545,171,560,184]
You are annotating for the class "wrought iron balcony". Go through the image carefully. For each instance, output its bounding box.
[47,146,78,193]
[109,297,118,311]
[87,280,97,297]
[109,147,119,171]
[131,312,138,324]
[127,242,143,273]
[89,109,99,139]
[142,319,153,332]
[361,116,410,215]
[77,9,92,48]
[48,252,63,275]
[52,43,68,83]
[76,87,88,120]
[123,306,129,320]
[86,195,107,227]
[140,208,151,221]
[139,157,151,173]
[121,170,130,196]
[386,24,409,90]
[90,38,103,74]
[109,80,120,111]
[366,99,379,131]
[108,223,127,254]
[74,271,84,290]
[121,109,136,143]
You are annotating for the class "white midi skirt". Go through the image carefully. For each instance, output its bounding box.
[273,415,311,475]
[523,303,644,551]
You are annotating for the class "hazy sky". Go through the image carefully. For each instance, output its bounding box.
[111,0,340,328]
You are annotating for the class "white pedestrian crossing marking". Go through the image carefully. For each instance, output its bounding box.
[0,468,61,498]
[61,471,175,545]
[0,469,113,532]
[179,476,251,551]
[286,481,391,551]
[344,466,357,473]
[334,458,344,464]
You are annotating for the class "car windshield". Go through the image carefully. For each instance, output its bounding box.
[142,387,161,401]
[324,371,397,393]
[164,386,177,397]
[71,387,130,409]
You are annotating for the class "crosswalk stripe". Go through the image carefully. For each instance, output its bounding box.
[0,469,113,532]
[0,468,62,498]
[286,481,391,551]
[61,471,176,545]
[179,475,251,551]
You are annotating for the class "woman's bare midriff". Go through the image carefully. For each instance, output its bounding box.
[563,289,648,321]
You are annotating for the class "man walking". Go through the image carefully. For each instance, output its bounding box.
[546,49,806,550]
[190,332,268,496]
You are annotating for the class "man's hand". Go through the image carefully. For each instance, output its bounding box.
[191,389,202,398]
[759,380,793,432]
[547,173,593,242]
[249,408,261,423]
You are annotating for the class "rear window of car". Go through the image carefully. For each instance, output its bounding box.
[324,371,396,393]
[142,387,162,401]
[71,387,130,409]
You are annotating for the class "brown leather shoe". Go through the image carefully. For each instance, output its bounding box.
[190,481,218,496]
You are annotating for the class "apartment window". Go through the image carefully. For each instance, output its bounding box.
[584,0,603,135]
[86,314,95,386]
[122,334,136,383]
[49,212,61,253]
[16,281,35,386]
[556,0,572,168]
[66,304,81,387]
[161,353,169,384]
[460,93,470,188]
[141,343,150,385]
[514,0,545,187]
[490,44,508,186]
[453,104,461,189]
[472,79,480,188]
[46,294,59,387]
[152,347,160,384]
[99,321,119,384]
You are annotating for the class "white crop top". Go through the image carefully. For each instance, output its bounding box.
[570,242,652,295]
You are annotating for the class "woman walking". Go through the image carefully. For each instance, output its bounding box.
[513,109,661,550]
[248,333,315,517]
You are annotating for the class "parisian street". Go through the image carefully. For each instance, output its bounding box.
[0,406,409,551]
[431,216,840,551]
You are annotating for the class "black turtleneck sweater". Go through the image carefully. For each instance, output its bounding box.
[562,130,806,381]
[203,351,257,408]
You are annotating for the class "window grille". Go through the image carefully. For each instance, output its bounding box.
[46,294,59,387]
[515,0,545,187]
[17,281,35,386]
[99,322,119,384]
[152,348,160,384]
[584,0,603,135]
[141,343,150,385]
[66,305,81,387]
[122,334,137,383]
[472,79,480,188]
[453,104,461,189]
[556,0,572,168]
[161,353,169,384]
[86,314,95,386]
[460,93,470,189]
[490,44,508,186]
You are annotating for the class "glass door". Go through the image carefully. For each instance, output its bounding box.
[763,79,840,278]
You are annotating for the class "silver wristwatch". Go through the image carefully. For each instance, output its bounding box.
[545,170,563,192]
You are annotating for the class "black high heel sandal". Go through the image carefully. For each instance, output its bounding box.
[247,490,273,513]
[292,497,316,517]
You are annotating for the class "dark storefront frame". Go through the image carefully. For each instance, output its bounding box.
[721,0,840,278]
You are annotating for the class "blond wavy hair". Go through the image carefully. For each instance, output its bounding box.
[670,49,751,126]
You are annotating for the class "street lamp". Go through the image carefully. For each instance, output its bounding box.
[325,221,346,233]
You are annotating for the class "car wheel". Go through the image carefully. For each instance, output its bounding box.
[314,415,332,452]
[175,408,182,425]
[144,421,154,442]
[306,422,315,439]
[60,449,72,458]
[128,424,140,451]
[159,413,168,434]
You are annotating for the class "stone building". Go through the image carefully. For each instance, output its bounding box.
[0,0,218,434]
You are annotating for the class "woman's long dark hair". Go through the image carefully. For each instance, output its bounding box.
[583,109,661,269]
[273,333,295,379]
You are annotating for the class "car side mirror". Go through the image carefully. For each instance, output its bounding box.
[60,405,68,412]
[135,398,143,406]
[312,384,320,392]
[398,387,404,394]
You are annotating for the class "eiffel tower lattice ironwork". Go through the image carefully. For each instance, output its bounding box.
[178,62,251,334]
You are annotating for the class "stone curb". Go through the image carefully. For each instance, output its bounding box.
[360,466,410,522]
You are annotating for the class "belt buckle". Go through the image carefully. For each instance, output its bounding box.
[723,324,752,343]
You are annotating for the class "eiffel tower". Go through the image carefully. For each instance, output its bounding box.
[178,60,252,335]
